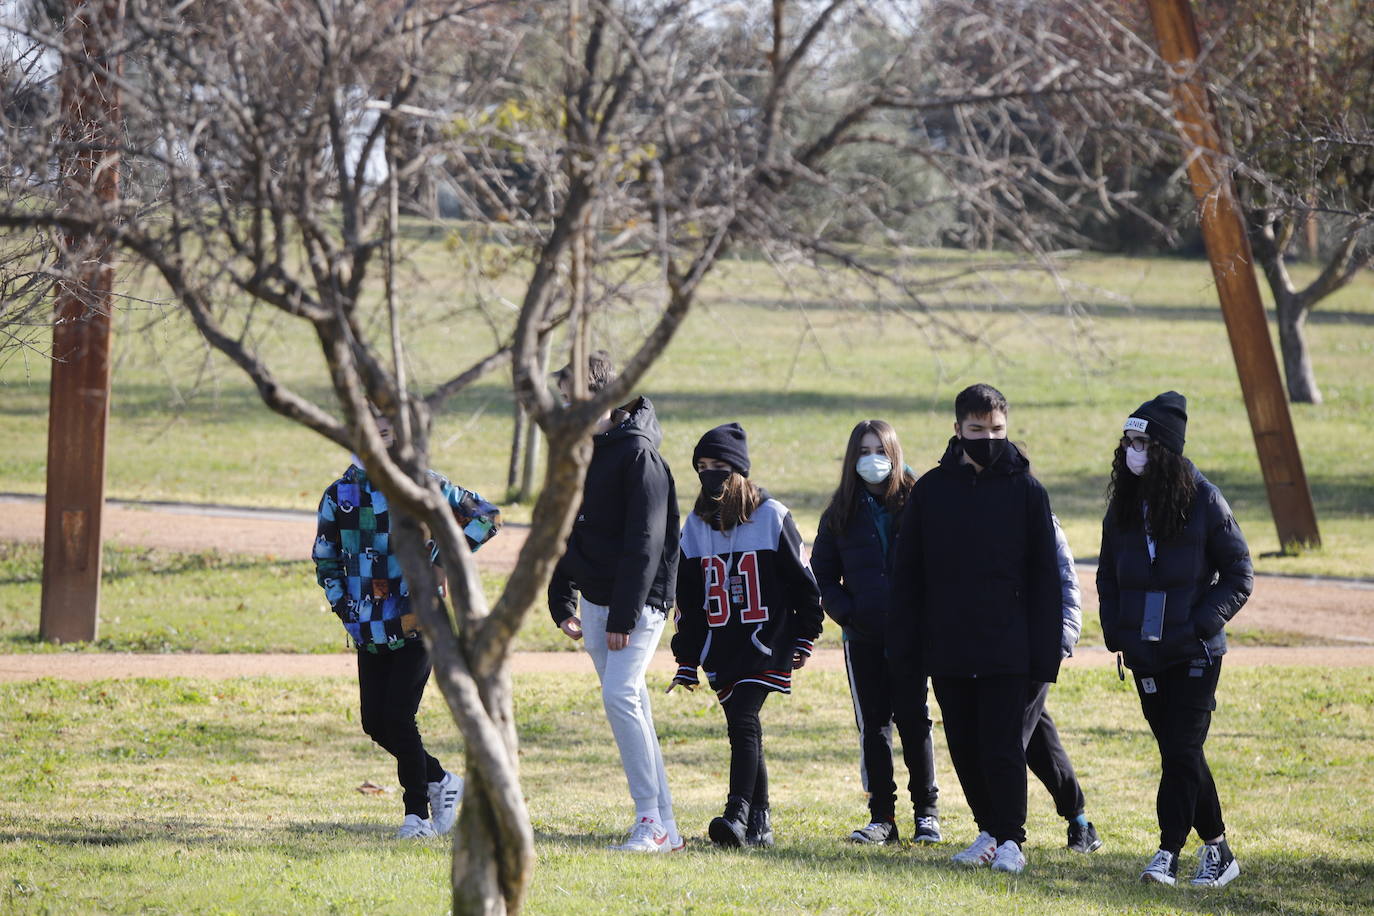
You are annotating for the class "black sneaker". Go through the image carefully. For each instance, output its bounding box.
[1140,849,1179,886]
[913,815,942,844]
[1189,839,1239,888]
[1067,821,1102,853]
[849,820,899,845]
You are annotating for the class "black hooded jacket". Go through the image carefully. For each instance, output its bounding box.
[1097,468,1252,675]
[886,437,1062,683]
[548,396,680,634]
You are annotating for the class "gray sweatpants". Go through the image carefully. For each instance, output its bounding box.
[580,598,676,825]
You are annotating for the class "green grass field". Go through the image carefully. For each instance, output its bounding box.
[0,541,1337,655]
[1,666,1371,914]
[1,247,1370,912]
[1,250,1371,577]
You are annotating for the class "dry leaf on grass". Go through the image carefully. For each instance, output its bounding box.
[356,781,391,795]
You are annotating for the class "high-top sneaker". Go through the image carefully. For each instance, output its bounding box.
[745,806,774,848]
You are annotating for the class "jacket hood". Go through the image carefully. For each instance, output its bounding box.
[596,395,663,450]
[936,435,1031,477]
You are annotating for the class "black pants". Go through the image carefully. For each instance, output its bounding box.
[1023,681,1085,820]
[721,683,771,810]
[933,674,1029,846]
[357,638,446,818]
[1135,657,1226,854]
[844,638,939,821]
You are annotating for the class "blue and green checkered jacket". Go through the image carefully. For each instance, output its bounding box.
[312,463,499,651]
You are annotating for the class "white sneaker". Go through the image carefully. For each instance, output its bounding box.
[1140,848,1179,886]
[951,831,998,867]
[611,816,669,853]
[427,772,464,835]
[990,840,1027,874]
[396,814,437,838]
[667,831,686,852]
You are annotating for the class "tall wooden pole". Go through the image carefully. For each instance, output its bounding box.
[1144,0,1321,550]
[40,0,123,643]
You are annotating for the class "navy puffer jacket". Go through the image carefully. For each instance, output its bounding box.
[1097,469,1252,675]
[811,494,895,643]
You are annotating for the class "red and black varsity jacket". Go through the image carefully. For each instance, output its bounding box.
[672,493,824,702]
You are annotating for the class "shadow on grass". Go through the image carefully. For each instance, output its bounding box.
[0,819,399,848]
[652,390,1092,426]
[530,827,1374,915]
[1041,467,1374,524]
[0,552,300,588]
[710,842,1374,915]
[732,296,1374,327]
[0,378,512,422]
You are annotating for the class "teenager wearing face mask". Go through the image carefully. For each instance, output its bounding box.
[810,420,942,846]
[1098,391,1252,889]
[669,422,825,849]
[887,384,1062,875]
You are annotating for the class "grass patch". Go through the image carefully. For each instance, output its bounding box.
[1,666,1372,913]
[2,250,1372,578]
[0,541,520,654]
[0,535,1359,654]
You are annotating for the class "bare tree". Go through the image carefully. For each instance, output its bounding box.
[945,0,1374,404]
[1,0,1165,911]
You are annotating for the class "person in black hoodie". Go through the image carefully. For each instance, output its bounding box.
[888,384,1061,875]
[1098,391,1252,889]
[548,352,683,853]
[669,422,825,849]
[811,419,941,846]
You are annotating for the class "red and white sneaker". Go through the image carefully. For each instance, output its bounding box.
[611,816,669,853]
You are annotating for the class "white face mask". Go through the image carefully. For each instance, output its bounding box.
[1125,447,1149,476]
[856,454,893,485]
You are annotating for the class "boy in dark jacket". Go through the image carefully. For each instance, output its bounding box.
[548,352,683,853]
[888,384,1061,875]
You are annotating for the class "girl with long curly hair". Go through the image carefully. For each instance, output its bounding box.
[1098,391,1253,889]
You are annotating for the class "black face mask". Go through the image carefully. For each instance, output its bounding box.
[961,437,1006,468]
[698,469,731,499]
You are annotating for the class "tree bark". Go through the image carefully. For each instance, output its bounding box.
[507,399,525,492]
[388,507,534,916]
[1276,292,1322,404]
[1253,221,1323,404]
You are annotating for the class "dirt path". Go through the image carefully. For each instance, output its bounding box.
[0,493,528,575]
[3,494,1371,681]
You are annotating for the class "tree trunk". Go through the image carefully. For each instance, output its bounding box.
[1276,291,1322,404]
[507,399,525,493]
[1252,221,1323,405]
[388,511,534,915]
[517,410,539,502]
[449,669,528,916]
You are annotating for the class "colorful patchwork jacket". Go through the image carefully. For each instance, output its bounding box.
[312,463,500,652]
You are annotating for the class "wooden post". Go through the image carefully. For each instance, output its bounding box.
[1144,0,1321,550]
[40,0,122,643]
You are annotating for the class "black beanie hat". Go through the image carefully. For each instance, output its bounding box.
[693,423,750,477]
[1125,391,1188,455]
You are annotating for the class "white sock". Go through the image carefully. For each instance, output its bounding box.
[634,807,660,824]
[663,817,680,841]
